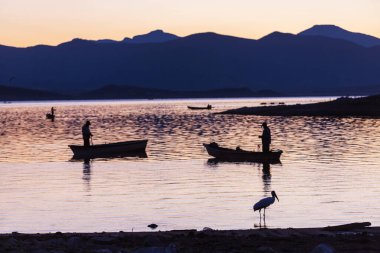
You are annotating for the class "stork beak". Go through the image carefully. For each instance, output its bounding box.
[274,192,279,202]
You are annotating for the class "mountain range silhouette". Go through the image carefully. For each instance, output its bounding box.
[1,25,380,97]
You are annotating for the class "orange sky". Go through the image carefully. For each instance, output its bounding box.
[0,0,379,47]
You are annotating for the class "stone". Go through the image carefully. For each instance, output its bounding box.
[256,246,276,253]
[310,244,335,253]
[91,249,113,253]
[30,250,49,253]
[5,238,18,249]
[91,236,118,245]
[132,243,177,253]
[67,236,82,249]
[147,224,158,229]
[143,235,161,246]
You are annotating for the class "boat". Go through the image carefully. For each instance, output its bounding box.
[203,142,282,162]
[69,139,148,159]
[46,113,55,120]
[187,105,212,110]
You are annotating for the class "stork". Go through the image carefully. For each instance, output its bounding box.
[253,191,279,220]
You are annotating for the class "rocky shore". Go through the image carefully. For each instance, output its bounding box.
[219,95,380,117]
[1,223,379,253]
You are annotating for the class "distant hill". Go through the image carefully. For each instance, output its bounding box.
[0,85,66,100]
[79,85,280,99]
[126,30,180,44]
[64,30,180,45]
[0,84,280,101]
[220,94,380,117]
[298,25,380,47]
[1,26,380,97]
[95,39,119,44]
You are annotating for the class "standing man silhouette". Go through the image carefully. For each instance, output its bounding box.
[259,122,271,152]
[82,120,93,146]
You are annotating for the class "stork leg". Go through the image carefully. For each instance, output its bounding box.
[259,209,262,227]
[263,208,266,222]
[263,213,266,227]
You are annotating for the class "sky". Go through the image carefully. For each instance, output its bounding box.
[0,0,379,47]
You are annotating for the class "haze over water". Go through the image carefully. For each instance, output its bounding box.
[1,97,380,233]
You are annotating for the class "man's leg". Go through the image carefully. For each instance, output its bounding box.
[263,143,270,152]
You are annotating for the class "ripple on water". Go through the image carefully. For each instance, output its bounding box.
[1,98,380,232]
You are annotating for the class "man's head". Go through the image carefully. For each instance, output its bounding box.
[86,120,91,126]
[262,122,267,128]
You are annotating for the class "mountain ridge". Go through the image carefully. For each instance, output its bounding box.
[0,84,281,101]
[3,24,379,48]
[1,25,380,96]
[298,24,380,47]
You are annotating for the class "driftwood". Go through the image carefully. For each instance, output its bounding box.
[323,222,371,231]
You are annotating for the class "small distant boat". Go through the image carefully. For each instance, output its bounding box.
[279,102,285,105]
[203,143,282,162]
[188,105,212,110]
[46,113,55,120]
[69,139,148,159]
[260,102,267,105]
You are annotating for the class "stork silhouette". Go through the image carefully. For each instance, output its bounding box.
[253,191,279,223]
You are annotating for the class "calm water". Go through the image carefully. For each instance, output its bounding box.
[1,97,380,233]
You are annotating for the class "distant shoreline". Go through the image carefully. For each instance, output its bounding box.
[219,95,380,117]
[1,96,337,105]
[0,84,374,102]
[0,84,283,101]
[1,224,378,252]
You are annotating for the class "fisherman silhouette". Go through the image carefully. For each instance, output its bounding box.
[259,122,271,152]
[82,120,93,146]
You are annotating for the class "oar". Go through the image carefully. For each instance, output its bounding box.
[90,136,94,146]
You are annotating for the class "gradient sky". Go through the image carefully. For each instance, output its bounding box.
[1,0,379,47]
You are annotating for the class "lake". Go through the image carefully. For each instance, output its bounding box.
[1,97,380,233]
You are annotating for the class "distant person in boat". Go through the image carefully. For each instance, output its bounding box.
[207,104,212,109]
[51,107,55,116]
[259,122,271,152]
[82,120,93,146]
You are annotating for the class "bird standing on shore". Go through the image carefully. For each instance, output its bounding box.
[253,191,279,220]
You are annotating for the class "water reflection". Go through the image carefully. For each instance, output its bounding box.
[254,215,268,229]
[3,98,380,232]
[261,162,272,193]
[0,98,342,163]
[71,151,148,161]
[206,159,277,194]
[254,163,272,229]
[82,158,91,192]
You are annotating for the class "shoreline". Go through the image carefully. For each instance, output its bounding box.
[1,223,379,253]
[219,95,380,117]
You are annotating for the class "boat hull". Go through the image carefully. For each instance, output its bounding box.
[203,143,282,162]
[46,113,55,120]
[69,140,148,159]
[187,106,212,110]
